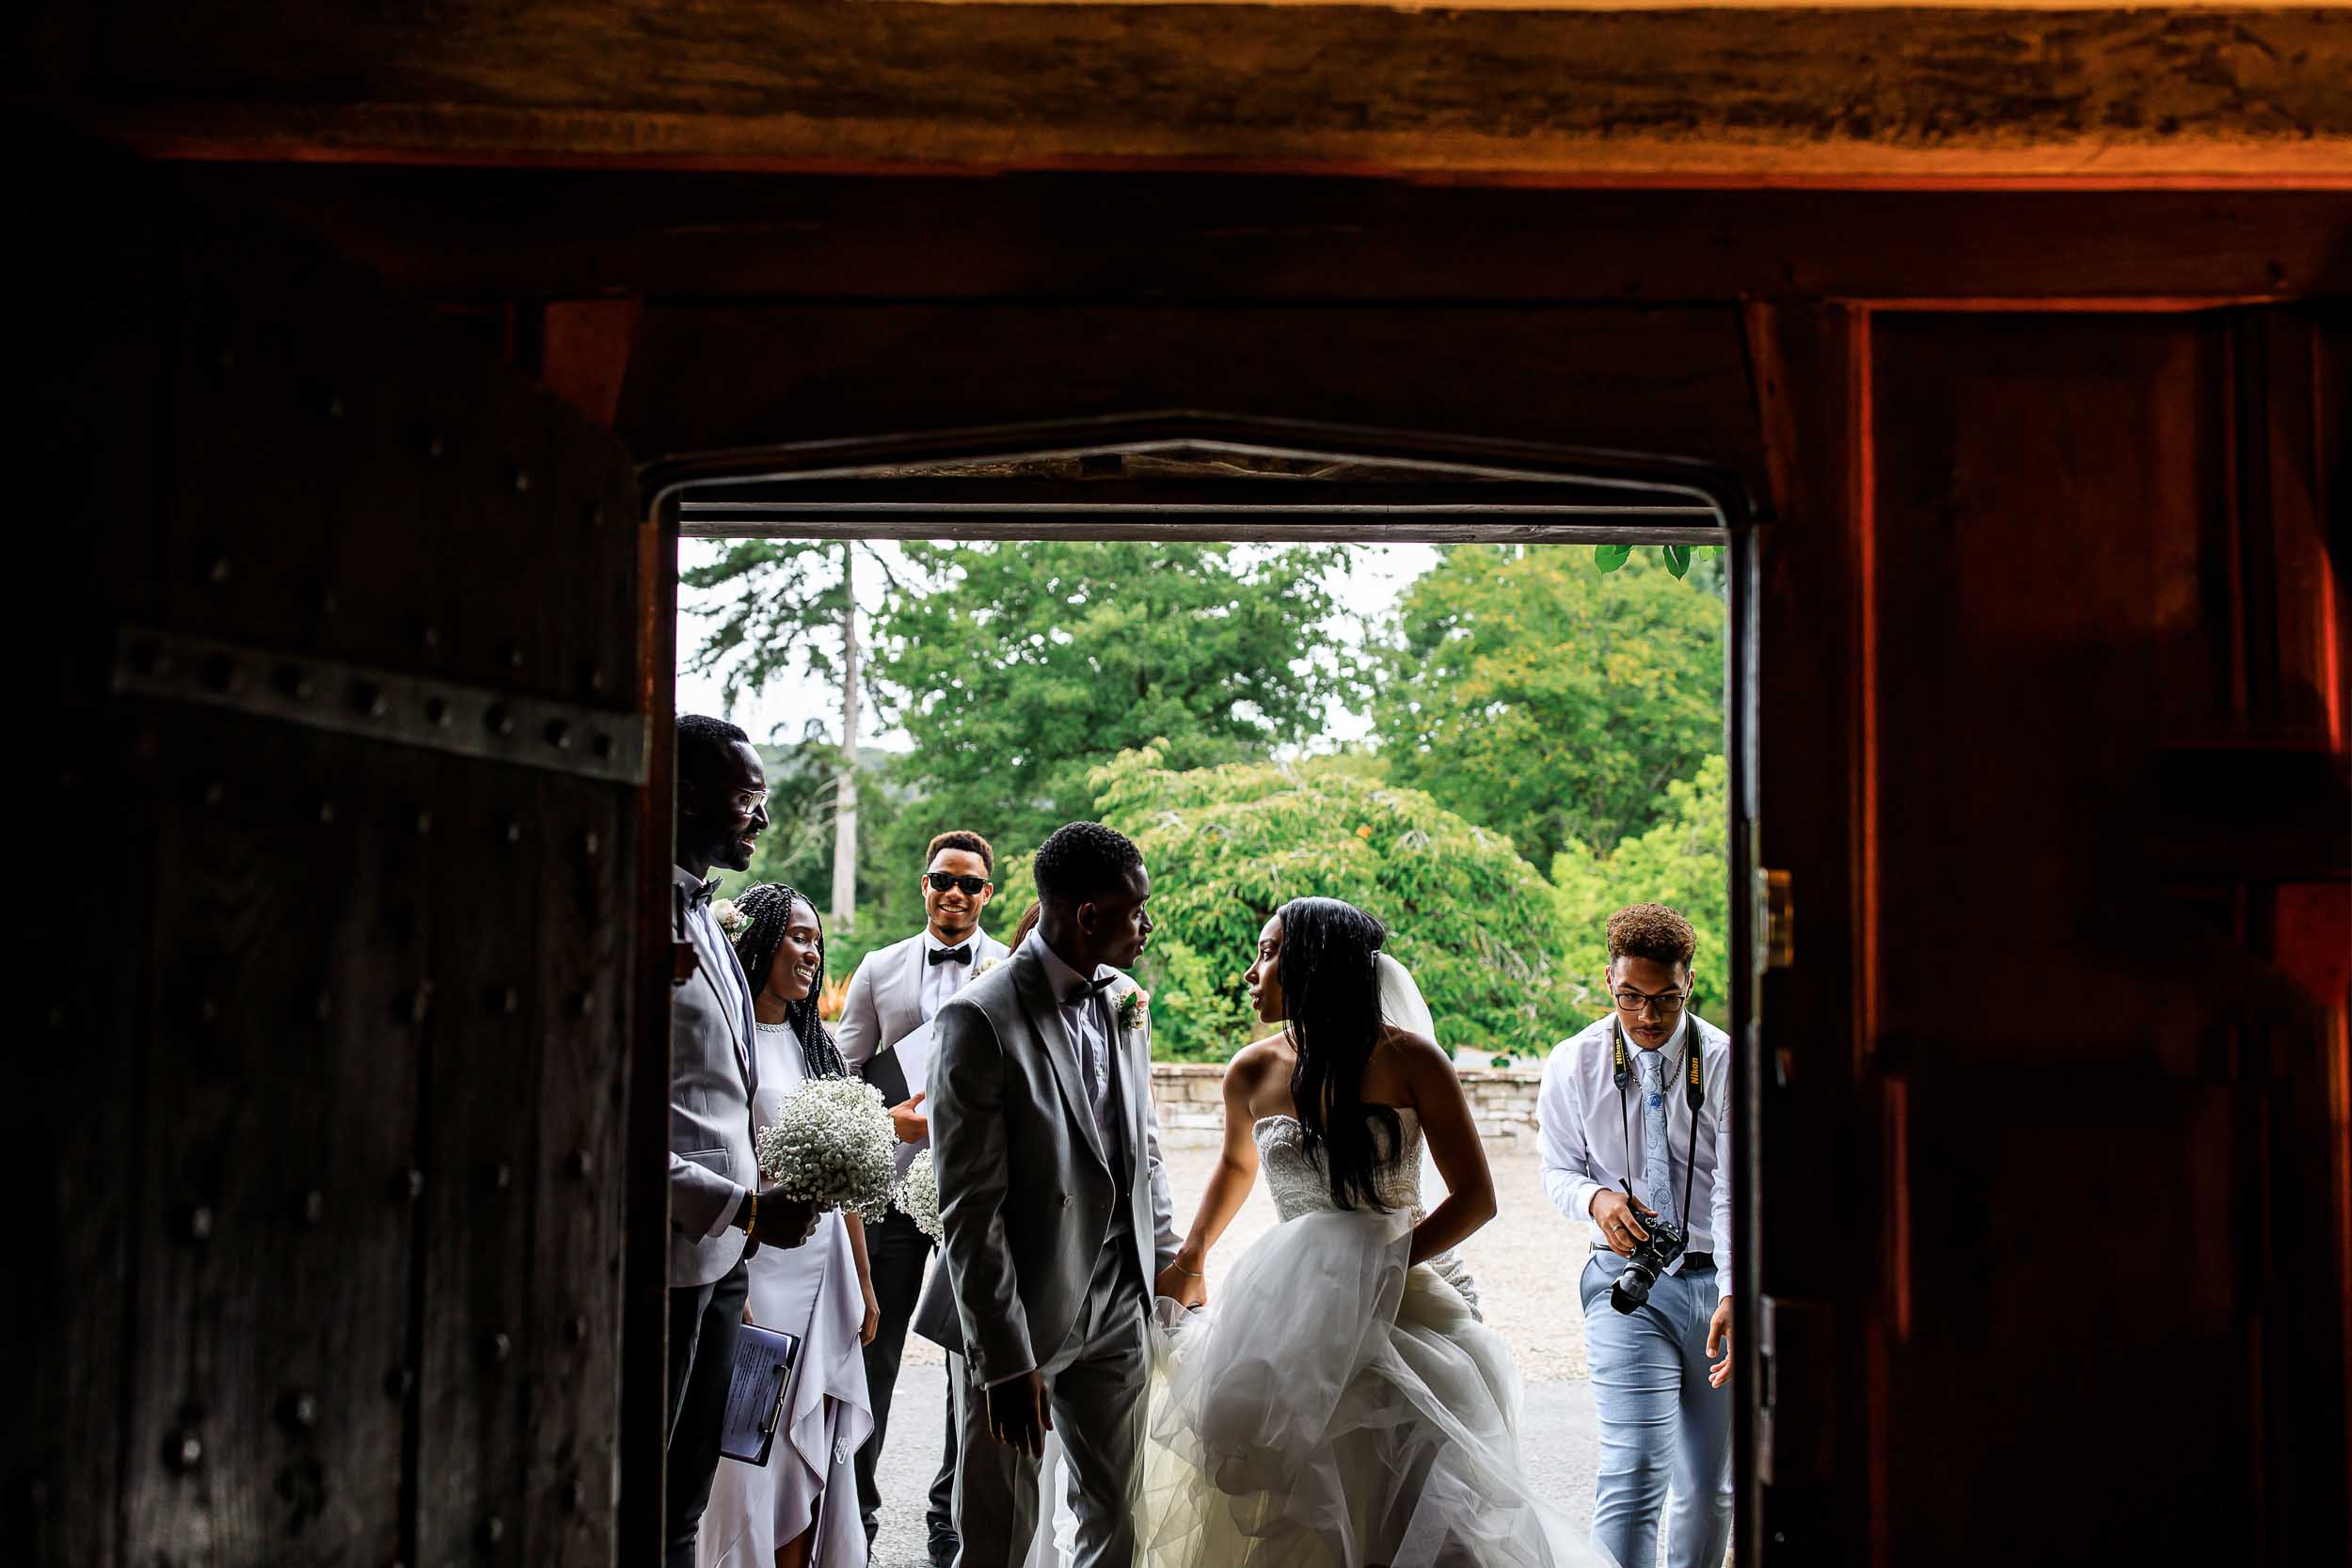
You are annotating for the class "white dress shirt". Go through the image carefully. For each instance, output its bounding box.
[1024,929,1115,1151]
[919,924,987,1024]
[1536,1009,1735,1301]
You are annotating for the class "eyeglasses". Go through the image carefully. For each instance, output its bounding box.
[1612,989,1689,1017]
[926,872,989,896]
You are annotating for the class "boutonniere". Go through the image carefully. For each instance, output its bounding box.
[1116,987,1152,1036]
[711,897,750,942]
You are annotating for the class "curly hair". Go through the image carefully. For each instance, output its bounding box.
[1278,896,1404,1214]
[677,713,750,790]
[926,830,994,876]
[1031,821,1143,906]
[729,882,847,1081]
[1606,903,1697,971]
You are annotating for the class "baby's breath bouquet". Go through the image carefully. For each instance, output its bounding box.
[755,1077,898,1221]
[895,1148,944,1243]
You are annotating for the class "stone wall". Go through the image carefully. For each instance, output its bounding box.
[1150,1062,1548,1150]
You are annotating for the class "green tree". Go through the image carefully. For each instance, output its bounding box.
[1090,746,1572,1062]
[715,737,925,978]
[1372,545,1724,868]
[1549,753,1730,1024]
[682,539,907,713]
[869,542,1357,854]
[685,539,925,931]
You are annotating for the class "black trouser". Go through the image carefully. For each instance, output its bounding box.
[858,1208,959,1563]
[665,1258,749,1568]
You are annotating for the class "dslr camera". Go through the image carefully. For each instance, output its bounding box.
[1609,1209,1686,1314]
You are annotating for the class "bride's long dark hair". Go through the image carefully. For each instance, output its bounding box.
[1279,895,1403,1213]
[730,882,848,1081]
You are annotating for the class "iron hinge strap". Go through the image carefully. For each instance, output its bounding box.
[110,625,648,785]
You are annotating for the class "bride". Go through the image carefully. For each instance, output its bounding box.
[1143,896,1606,1568]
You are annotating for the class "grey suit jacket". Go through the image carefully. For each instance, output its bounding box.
[834,926,1012,1086]
[668,871,759,1288]
[913,942,1179,1373]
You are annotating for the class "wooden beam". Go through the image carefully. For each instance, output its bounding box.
[165,166,2352,305]
[20,3,2352,181]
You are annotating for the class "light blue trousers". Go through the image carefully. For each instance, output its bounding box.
[1580,1253,1734,1568]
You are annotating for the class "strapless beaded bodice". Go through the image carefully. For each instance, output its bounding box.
[1254,1110,1425,1222]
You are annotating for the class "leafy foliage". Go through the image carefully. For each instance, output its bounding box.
[1596,543,1725,580]
[1091,746,1572,1061]
[1372,545,1724,869]
[869,542,1358,854]
[685,538,1735,1064]
[1549,753,1730,1024]
[714,739,924,974]
[681,540,878,715]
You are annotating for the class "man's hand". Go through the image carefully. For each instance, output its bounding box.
[1155,1259,1207,1310]
[1707,1298,1734,1388]
[889,1092,930,1146]
[749,1188,820,1249]
[986,1370,1052,1458]
[1590,1189,1655,1258]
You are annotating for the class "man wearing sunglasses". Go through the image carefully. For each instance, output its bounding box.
[1536,902,1735,1568]
[836,830,1008,1566]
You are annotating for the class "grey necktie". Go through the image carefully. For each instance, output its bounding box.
[1069,986,1111,1151]
[1639,1050,1675,1227]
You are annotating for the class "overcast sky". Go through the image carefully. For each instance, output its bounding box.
[674,539,1440,752]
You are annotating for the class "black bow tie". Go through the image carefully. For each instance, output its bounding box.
[928,944,973,966]
[689,878,722,907]
[1067,975,1117,1006]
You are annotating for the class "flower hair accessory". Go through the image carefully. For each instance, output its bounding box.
[1117,987,1152,1035]
[711,897,751,942]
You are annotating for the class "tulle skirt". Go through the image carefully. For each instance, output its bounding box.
[1142,1207,1608,1568]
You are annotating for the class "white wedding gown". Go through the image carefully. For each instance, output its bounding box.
[699,1023,876,1568]
[1141,1111,1609,1568]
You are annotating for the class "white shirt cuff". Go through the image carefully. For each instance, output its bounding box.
[707,1184,748,1241]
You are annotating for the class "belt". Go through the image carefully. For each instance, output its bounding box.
[1591,1247,1715,1272]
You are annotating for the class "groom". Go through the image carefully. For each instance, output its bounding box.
[920,820,1181,1568]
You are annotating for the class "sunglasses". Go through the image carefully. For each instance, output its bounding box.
[926,872,990,896]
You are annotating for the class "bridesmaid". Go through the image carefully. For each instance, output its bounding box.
[702,882,881,1568]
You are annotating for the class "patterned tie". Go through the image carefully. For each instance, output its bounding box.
[1638,1050,1674,1227]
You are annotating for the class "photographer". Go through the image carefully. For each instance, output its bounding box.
[1537,903,1734,1568]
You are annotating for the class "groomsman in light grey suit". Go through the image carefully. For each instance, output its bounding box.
[918,821,1182,1568]
[836,829,1010,1566]
[665,716,818,1568]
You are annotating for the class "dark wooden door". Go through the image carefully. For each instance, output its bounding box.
[1749,304,2352,1566]
[8,148,650,1567]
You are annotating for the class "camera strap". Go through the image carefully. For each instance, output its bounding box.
[1613,1021,1702,1235]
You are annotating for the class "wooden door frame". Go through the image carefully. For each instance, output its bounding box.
[629,409,1763,1561]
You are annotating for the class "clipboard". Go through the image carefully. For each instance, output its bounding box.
[718,1322,804,1466]
[880,1022,934,1182]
